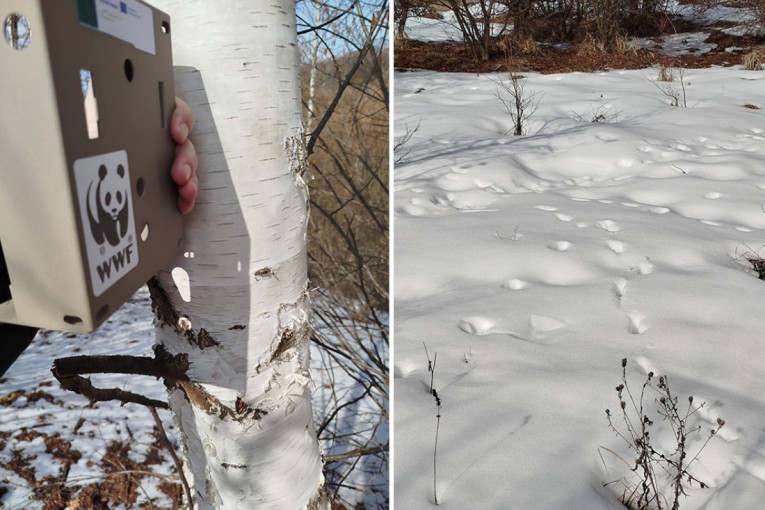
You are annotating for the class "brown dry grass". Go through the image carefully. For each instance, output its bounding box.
[742,47,765,70]
[395,39,744,74]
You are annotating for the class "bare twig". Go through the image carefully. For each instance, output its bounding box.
[149,406,192,509]
[323,443,389,463]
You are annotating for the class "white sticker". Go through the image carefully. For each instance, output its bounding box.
[80,0,156,55]
[74,150,139,296]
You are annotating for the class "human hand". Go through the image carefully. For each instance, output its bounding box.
[170,97,198,215]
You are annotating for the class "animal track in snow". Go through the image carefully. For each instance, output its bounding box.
[393,359,419,379]
[529,314,566,336]
[627,311,648,334]
[636,258,654,275]
[549,241,573,251]
[554,212,574,222]
[595,220,622,233]
[503,278,528,290]
[613,278,627,299]
[704,192,721,199]
[459,316,495,336]
[534,205,558,212]
[605,240,627,254]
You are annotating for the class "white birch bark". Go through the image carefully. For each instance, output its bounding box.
[149,1,326,508]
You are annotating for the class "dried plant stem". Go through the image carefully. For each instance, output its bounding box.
[423,342,437,394]
[433,397,441,505]
[605,358,724,510]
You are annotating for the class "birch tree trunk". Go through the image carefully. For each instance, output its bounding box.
[149,1,326,508]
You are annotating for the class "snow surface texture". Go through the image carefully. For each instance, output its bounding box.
[394,67,765,509]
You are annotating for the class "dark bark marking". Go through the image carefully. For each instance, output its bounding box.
[196,328,220,349]
[271,328,295,361]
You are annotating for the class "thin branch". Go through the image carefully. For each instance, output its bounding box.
[149,406,192,509]
[323,443,388,463]
[307,40,375,155]
[53,372,169,409]
[296,1,358,35]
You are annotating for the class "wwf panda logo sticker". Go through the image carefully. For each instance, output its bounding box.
[74,150,138,297]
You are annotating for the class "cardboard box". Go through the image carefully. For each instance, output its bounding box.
[0,0,182,333]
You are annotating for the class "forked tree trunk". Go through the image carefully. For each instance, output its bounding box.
[149,1,326,508]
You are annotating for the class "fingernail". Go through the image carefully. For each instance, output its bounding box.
[179,124,189,141]
[182,164,192,181]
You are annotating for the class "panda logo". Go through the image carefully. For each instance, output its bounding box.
[86,163,130,247]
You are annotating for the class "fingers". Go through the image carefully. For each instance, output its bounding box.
[177,177,198,216]
[171,97,198,215]
[172,137,198,215]
[171,97,195,144]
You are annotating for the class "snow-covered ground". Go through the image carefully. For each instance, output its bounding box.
[0,288,181,508]
[0,286,385,508]
[393,47,765,510]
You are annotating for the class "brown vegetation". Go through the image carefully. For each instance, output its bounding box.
[304,50,389,313]
[395,38,748,73]
[394,0,765,73]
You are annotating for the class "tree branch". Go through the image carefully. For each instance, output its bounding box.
[323,443,388,464]
[53,371,169,409]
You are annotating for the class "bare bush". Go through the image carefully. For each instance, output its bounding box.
[433,0,514,60]
[647,65,687,107]
[394,120,421,165]
[603,358,725,510]
[492,72,543,136]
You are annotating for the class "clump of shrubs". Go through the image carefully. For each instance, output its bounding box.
[604,358,724,510]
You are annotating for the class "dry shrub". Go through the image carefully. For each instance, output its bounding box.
[577,34,607,56]
[604,359,725,510]
[658,64,674,82]
[514,33,540,56]
[742,48,765,70]
[498,33,539,59]
[304,51,389,313]
[747,256,765,279]
[613,36,639,55]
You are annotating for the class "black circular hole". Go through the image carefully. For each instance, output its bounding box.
[136,177,145,197]
[124,59,134,82]
[63,315,82,325]
[161,21,170,34]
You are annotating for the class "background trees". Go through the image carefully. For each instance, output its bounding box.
[297,0,390,507]
[395,0,765,61]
